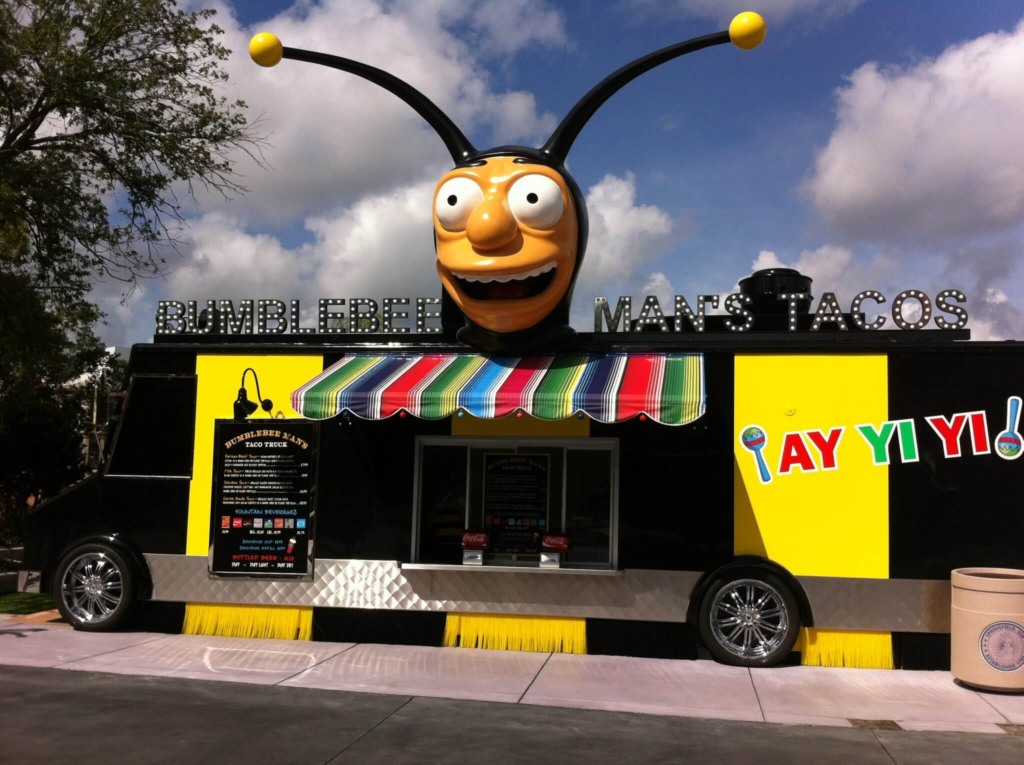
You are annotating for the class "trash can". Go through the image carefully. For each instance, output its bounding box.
[951,568,1024,691]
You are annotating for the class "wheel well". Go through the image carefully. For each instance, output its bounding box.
[686,556,814,629]
[54,534,153,600]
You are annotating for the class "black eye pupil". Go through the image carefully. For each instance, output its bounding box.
[447,195,458,206]
[526,193,539,204]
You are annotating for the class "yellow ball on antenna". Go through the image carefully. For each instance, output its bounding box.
[729,12,766,50]
[250,33,284,67]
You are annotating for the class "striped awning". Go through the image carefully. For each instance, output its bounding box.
[292,353,705,426]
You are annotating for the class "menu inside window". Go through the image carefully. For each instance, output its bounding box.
[482,453,549,555]
[210,420,318,576]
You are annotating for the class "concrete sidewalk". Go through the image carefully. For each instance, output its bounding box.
[2,613,1023,736]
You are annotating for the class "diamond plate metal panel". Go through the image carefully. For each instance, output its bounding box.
[146,555,952,630]
[798,576,951,633]
[146,555,695,622]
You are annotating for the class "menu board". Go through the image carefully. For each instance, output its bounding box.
[210,421,318,576]
[483,453,549,554]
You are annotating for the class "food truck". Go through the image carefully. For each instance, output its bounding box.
[22,268,1024,670]
[20,13,1024,670]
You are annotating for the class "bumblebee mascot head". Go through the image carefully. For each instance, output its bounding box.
[251,12,765,352]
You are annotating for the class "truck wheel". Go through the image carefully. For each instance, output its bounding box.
[54,543,136,631]
[697,567,800,667]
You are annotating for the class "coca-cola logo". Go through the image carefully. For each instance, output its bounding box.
[541,535,570,551]
[462,532,490,549]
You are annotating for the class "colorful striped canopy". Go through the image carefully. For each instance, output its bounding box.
[292,353,705,426]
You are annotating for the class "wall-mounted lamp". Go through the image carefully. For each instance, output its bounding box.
[234,368,273,420]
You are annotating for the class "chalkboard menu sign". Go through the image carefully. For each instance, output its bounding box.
[210,421,318,577]
[483,453,549,554]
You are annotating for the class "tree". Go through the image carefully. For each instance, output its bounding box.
[0,0,260,295]
[0,1,261,541]
[0,270,103,544]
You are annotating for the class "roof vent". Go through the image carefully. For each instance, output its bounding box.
[738,268,813,315]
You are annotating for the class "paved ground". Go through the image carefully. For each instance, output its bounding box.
[2,613,1024,763]
[4,664,1024,765]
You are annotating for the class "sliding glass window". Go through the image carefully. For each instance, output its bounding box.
[413,438,617,568]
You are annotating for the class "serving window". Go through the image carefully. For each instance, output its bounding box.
[413,437,618,568]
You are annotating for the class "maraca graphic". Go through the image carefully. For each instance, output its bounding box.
[740,426,772,484]
[995,396,1023,460]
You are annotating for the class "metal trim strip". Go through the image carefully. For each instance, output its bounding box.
[146,555,694,622]
[144,555,952,631]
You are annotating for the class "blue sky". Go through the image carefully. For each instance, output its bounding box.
[97,1,1024,344]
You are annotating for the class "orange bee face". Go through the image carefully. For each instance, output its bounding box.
[433,156,579,335]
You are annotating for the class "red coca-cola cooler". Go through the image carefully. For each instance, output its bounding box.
[461,531,489,566]
[540,534,570,569]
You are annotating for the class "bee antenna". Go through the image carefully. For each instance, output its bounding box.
[542,28,737,164]
[266,43,477,163]
[251,12,764,166]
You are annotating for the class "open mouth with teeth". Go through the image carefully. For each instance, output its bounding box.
[453,262,557,301]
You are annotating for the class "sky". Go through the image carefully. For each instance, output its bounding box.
[93,0,1024,345]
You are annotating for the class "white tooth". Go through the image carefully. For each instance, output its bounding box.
[454,262,556,284]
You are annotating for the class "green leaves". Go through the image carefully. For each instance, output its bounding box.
[0,265,105,542]
[0,0,260,289]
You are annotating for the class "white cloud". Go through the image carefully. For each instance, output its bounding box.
[625,0,862,26]
[976,286,1024,340]
[578,173,674,289]
[968,282,1024,341]
[942,239,1024,340]
[464,0,568,56]
[485,91,558,146]
[806,18,1024,244]
[168,212,308,300]
[306,180,439,298]
[89,277,153,348]
[736,245,860,317]
[750,244,855,289]
[798,19,1024,340]
[742,244,895,311]
[639,271,676,308]
[571,173,675,326]
[158,180,439,313]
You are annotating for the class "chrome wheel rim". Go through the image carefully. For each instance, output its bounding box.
[710,578,789,659]
[61,552,124,624]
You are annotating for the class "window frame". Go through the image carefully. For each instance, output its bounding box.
[104,374,198,479]
[411,436,619,569]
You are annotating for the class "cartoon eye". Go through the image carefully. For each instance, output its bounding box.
[435,177,483,231]
[508,174,565,229]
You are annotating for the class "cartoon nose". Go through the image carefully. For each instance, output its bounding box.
[466,198,518,251]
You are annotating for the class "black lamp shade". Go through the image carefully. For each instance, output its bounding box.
[234,388,259,419]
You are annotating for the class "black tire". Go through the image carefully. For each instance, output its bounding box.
[697,566,801,667]
[54,543,136,631]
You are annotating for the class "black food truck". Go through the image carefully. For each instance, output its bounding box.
[21,267,1024,670]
